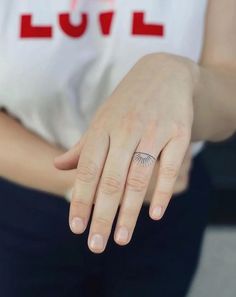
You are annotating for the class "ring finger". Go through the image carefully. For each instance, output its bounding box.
[114,130,167,245]
[87,135,139,253]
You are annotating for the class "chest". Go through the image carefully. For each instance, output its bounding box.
[0,0,208,111]
[20,9,165,39]
[1,0,207,40]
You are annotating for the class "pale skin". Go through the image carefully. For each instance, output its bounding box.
[54,0,236,253]
[0,111,77,197]
[0,0,235,254]
[0,110,189,201]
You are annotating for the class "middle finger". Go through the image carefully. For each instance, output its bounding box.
[87,137,138,253]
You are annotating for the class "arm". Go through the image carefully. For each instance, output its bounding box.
[0,111,76,197]
[54,0,236,253]
[135,0,236,142]
[192,0,236,142]
[0,108,190,202]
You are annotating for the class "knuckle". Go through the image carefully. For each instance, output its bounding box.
[160,164,178,179]
[76,159,98,183]
[121,111,141,124]
[94,216,111,227]
[117,112,143,136]
[173,122,191,140]
[122,207,138,219]
[71,198,90,209]
[100,173,123,195]
[127,174,149,192]
[92,127,109,144]
[155,190,171,201]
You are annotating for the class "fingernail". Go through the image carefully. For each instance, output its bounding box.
[116,226,129,244]
[70,217,85,233]
[90,234,104,251]
[151,206,163,220]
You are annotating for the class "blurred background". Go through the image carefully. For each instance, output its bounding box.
[188,135,236,297]
[1,134,235,296]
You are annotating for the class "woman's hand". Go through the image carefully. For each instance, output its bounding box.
[54,53,198,254]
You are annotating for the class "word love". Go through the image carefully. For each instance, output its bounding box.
[20,11,165,38]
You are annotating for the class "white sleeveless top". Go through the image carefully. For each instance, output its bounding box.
[0,0,208,154]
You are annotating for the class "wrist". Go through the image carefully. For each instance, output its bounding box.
[143,52,200,91]
[145,52,201,139]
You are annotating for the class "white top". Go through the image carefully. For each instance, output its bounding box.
[0,0,208,154]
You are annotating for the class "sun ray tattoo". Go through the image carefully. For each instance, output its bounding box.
[133,152,156,167]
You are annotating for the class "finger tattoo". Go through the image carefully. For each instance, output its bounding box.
[133,152,156,167]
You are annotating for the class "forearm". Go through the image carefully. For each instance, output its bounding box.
[0,111,76,197]
[192,64,236,142]
[152,53,236,142]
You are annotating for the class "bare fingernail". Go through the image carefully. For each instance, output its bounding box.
[151,206,163,220]
[70,217,85,233]
[90,234,104,251]
[116,226,129,244]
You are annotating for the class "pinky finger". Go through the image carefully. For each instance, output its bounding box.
[149,137,189,220]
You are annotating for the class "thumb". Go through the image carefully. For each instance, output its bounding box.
[54,140,83,170]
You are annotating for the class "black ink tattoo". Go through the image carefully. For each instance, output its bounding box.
[133,152,156,167]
